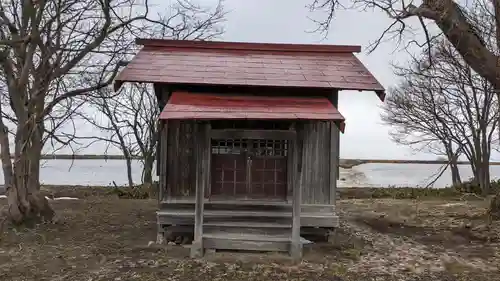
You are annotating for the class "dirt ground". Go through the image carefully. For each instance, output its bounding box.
[1,192,499,281]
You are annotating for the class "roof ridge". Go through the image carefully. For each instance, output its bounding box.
[135,38,361,54]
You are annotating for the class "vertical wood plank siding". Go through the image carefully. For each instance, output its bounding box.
[166,120,196,198]
[161,119,336,205]
[299,121,332,204]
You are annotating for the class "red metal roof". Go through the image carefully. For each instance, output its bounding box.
[115,39,385,100]
[160,92,346,132]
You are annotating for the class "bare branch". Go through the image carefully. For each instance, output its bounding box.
[309,0,500,87]
[0,0,225,223]
[382,37,498,191]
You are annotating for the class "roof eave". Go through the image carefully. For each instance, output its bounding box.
[135,38,362,54]
[376,90,386,102]
[113,78,386,101]
[114,80,123,92]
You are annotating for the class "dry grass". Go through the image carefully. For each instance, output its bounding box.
[0,191,499,281]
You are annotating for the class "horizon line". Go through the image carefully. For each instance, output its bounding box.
[2,154,499,165]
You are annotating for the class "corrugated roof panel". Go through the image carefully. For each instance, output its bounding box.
[159,92,346,132]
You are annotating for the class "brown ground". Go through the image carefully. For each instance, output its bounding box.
[1,189,499,281]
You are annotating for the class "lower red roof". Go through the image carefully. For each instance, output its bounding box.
[159,92,346,132]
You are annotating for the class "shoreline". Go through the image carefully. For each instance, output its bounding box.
[2,154,499,166]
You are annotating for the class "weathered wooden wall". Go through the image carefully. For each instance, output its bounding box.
[165,120,197,198]
[159,122,340,203]
[160,119,339,205]
[296,90,339,205]
[156,85,340,206]
[298,121,332,204]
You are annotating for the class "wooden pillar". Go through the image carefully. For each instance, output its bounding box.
[329,123,339,206]
[159,120,168,202]
[286,123,296,203]
[290,123,303,261]
[156,120,169,245]
[327,91,340,206]
[190,121,210,258]
[154,83,170,178]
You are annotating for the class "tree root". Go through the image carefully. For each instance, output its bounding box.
[6,192,55,227]
[487,192,500,223]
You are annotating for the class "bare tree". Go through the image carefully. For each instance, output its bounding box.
[309,0,500,218]
[381,81,464,187]
[0,0,203,224]
[82,84,158,189]
[83,1,225,190]
[383,39,499,194]
[434,42,499,195]
[309,0,500,88]
[80,86,141,188]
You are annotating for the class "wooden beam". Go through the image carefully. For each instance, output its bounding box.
[290,124,303,261]
[157,120,169,245]
[329,123,339,206]
[211,129,296,140]
[205,123,212,200]
[190,122,207,258]
[286,127,295,203]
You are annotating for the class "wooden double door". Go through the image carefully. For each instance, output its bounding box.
[210,138,288,200]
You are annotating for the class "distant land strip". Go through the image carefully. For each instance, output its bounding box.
[1,154,500,167]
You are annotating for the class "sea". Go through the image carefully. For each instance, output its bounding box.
[0,159,499,188]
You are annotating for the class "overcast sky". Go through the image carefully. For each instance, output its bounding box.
[58,0,500,160]
[208,0,430,159]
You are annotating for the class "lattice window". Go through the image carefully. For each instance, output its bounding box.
[252,139,288,157]
[211,139,248,155]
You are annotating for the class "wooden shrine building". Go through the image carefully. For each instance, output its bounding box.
[114,38,385,260]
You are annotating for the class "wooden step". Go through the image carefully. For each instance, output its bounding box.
[162,199,291,206]
[158,209,331,218]
[203,221,292,228]
[160,201,334,213]
[202,231,291,252]
[204,222,292,236]
[158,209,293,218]
[160,201,292,212]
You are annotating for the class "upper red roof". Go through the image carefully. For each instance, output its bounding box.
[160,91,346,132]
[114,39,385,100]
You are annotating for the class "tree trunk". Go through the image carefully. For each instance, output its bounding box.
[141,154,156,198]
[1,120,54,225]
[489,190,500,221]
[450,162,462,186]
[487,93,500,220]
[446,147,462,186]
[142,155,154,185]
[480,128,491,196]
[480,157,491,196]
[124,152,134,188]
[475,153,489,196]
